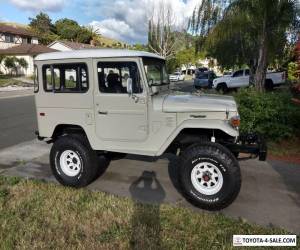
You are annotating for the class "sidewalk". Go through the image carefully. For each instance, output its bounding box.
[0,89,33,99]
[0,139,300,233]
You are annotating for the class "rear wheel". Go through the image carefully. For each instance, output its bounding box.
[50,135,100,187]
[178,142,241,210]
[265,79,274,91]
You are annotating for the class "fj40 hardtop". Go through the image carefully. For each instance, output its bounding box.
[34,49,266,210]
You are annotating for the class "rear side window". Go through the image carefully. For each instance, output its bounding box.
[197,73,209,79]
[42,63,88,92]
[33,65,39,93]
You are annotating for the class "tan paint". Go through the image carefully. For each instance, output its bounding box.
[34,51,239,156]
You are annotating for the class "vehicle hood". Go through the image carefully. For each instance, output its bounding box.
[162,94,237,112]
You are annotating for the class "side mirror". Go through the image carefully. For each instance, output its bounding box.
[151,86,159,95]
[126,78,133,96]
[148,79,154,86]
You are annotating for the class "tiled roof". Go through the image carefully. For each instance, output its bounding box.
[0,44,57,55]
[0,23,34,37]
[50,40,95,50]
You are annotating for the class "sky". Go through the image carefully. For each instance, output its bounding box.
[0,0,199,44]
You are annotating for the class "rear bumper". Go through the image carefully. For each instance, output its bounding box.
[225,133,267,161]
[194,79,212,88]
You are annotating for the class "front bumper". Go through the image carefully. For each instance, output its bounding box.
[225,133,267,161]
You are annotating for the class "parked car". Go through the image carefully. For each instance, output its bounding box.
[194,70,217,89]
[34,49,266,211]
[169,72,185,81]
[222,71,232,76]
[197,67,209,72]
[213,69,286,92]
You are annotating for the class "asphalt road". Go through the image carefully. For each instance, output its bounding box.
[0,95,37,149]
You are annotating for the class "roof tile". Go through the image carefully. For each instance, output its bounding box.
[0,44,57,55]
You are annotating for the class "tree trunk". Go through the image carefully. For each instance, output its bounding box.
[249,59,257,86]
[254,13,268,92]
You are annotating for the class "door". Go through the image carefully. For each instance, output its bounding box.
[230,70,246,88]
[93,59,148,142]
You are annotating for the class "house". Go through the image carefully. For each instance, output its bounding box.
[48,40,96,51]
[0,44,57,75]
[0,23,38,49]
[0,23,56,76]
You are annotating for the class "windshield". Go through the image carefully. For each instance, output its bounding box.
[143,57,169,86]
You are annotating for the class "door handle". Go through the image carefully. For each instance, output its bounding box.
[98,111,108,115]
[190,114,206,118]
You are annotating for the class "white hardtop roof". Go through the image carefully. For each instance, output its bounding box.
[35,49,165,61]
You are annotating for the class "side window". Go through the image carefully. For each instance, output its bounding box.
[53,68,61,90]
[232,70,243,77]
[245,69,250,76]
[33,65,39,93]
[97,61,142,94]
[42,63,88,92]
[43,65,53,91]
[64,68,77,89]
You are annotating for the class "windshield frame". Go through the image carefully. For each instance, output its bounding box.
[142,57,169,86]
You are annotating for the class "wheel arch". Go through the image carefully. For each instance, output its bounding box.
[51,124,88,141]
[156,119,238,156]
[216,82,228,89]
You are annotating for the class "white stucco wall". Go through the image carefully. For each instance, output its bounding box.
[48,42,72,51]
[0,42,18,49]
[32,38,38,44]
[0,33,39,49]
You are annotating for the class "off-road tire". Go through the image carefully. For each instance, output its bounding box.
[264,79,274,91]
[50,135,99,187]
[216,83,228,93]
[178,142,241,210]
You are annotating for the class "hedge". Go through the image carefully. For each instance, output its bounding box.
[233,88,300,140]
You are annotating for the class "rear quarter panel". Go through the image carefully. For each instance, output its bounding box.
[34,58,94,139]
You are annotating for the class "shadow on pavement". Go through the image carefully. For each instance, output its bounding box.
[129,170,165,249]
[166,154,182,193]
[269,160,300,207]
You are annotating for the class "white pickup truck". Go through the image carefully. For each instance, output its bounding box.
[212,69,286,92]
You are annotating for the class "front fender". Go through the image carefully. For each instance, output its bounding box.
[155,119,239,156]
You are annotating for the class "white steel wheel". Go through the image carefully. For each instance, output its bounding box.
[191,162,224,195]
[59,150,82,177]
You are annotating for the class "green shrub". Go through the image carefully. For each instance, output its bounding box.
[233,88,300,140]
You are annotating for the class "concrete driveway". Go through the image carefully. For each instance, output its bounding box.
[0,140,299,233]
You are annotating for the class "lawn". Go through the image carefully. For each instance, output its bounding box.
[0,75,23,87]
[0,175,296,250]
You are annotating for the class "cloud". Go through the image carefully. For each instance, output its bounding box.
[86,0,199,44]
[90,19,145,43]
[9,0,65,12]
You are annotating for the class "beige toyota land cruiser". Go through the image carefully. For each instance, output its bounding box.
[34,49,266,210]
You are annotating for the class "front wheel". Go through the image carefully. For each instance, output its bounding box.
[216,83,228,93]
[179,142,241,210]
